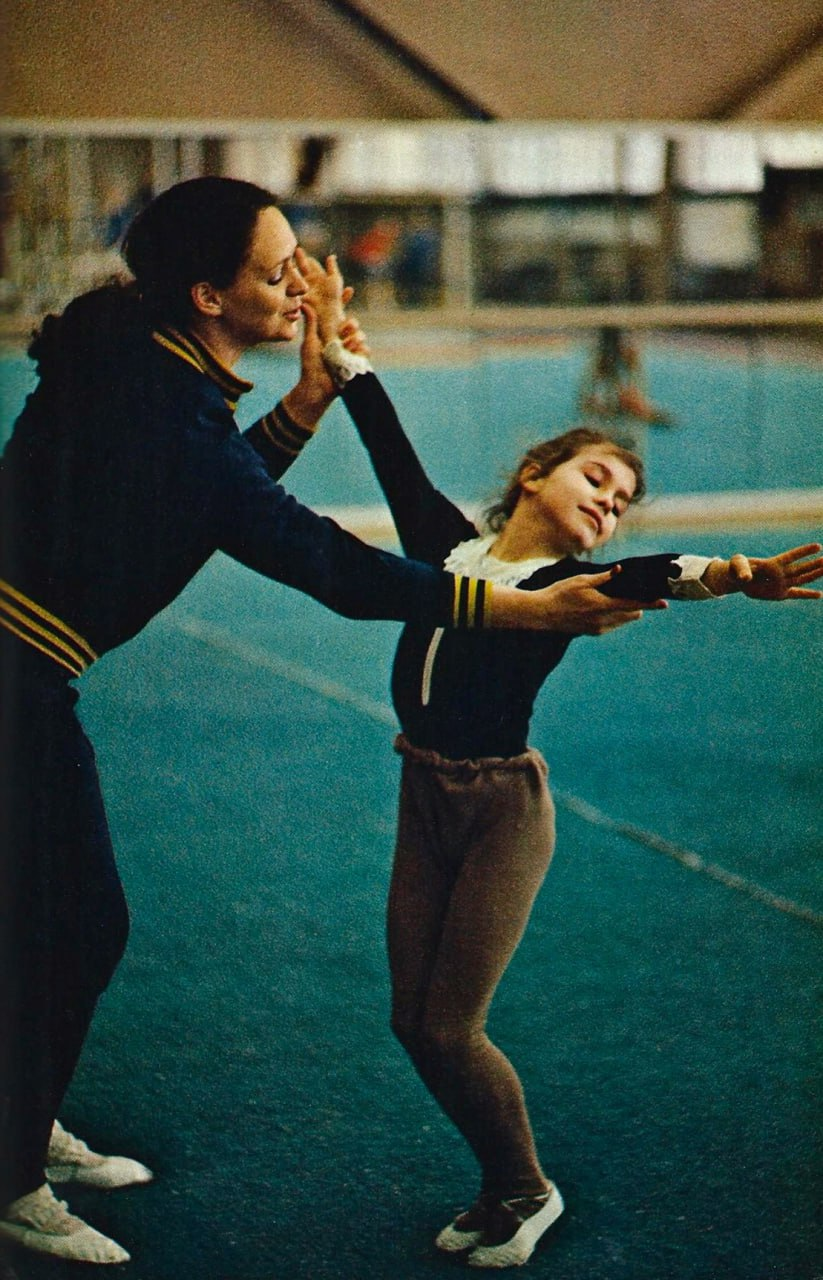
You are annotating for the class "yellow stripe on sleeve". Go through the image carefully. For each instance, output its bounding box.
[466,577,478,626]
[452,575,464,626]
[0,614,85,677]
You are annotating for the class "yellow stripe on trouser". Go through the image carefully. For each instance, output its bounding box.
[0,580,97,676]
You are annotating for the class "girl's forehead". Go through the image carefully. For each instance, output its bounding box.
[576,444,629,466]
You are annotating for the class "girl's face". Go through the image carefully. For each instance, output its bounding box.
[210,205,308,348]
[519,445,637,555]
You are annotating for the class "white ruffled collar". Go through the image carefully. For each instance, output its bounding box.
[443,534,559,586]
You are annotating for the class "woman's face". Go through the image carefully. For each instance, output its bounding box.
[212,205,308,348]
[520,445,637,555]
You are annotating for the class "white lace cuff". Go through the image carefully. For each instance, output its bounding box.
[668,555,722,599]
[322,338,374,388]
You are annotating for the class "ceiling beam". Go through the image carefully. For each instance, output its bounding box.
[318,0,496,119]
[713,18,823,118]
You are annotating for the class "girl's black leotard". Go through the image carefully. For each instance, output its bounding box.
[339,371,704,760]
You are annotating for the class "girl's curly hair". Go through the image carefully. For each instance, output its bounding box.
[484,427,645,532]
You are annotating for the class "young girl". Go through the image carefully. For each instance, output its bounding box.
[313,322,823,1270]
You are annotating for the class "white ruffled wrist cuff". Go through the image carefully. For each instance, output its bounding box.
[322,338,374,388]
[668,555,723,599]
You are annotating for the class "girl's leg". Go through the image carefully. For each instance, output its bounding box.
[388,748,555,1200]
[387,759,457,1043]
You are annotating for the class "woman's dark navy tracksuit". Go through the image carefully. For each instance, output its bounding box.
[0,306,489,1204]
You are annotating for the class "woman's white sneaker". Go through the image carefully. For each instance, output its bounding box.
[0,1184,130,1264]
[47,1120,153,1189]
[467,1184,564,1269]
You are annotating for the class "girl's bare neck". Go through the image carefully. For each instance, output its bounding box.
[489,518,564,563]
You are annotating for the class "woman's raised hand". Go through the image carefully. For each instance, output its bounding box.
[282,252,370,427]
[296,248,353,345]
[281,248,350,425]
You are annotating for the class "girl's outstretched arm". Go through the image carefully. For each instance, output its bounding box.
[700,543,823,600]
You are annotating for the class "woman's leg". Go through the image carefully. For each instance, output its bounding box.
[0,661,130,1205]
[388,747,555,1199]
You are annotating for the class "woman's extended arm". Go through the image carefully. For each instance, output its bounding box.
[490,568,659,633]
[239,252,661,637]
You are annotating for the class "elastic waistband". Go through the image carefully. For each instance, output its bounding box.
[394,733,547,776]
[0,580,97,678]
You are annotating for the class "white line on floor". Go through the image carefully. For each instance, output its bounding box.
[171,613,822,930]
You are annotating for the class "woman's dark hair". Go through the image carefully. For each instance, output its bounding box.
[121,176,279,323]
[484,426,646,532]
[27,278,144,371]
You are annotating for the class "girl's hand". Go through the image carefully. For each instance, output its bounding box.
[296,248,354,346]
[336,315,370,358]
[705,543,823,600]
[280,304,371,430]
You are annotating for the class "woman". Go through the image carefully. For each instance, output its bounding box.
[0,177,653,1265]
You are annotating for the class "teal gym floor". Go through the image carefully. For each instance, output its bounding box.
[1,340,821,1280]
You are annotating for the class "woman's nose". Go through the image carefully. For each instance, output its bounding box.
[287,264,309,295]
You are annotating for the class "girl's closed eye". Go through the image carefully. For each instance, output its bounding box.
[585,472,618,510]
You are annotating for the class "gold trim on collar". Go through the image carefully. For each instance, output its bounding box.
[152,327,254,409]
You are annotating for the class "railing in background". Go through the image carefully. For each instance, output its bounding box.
[1,122,823,326]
